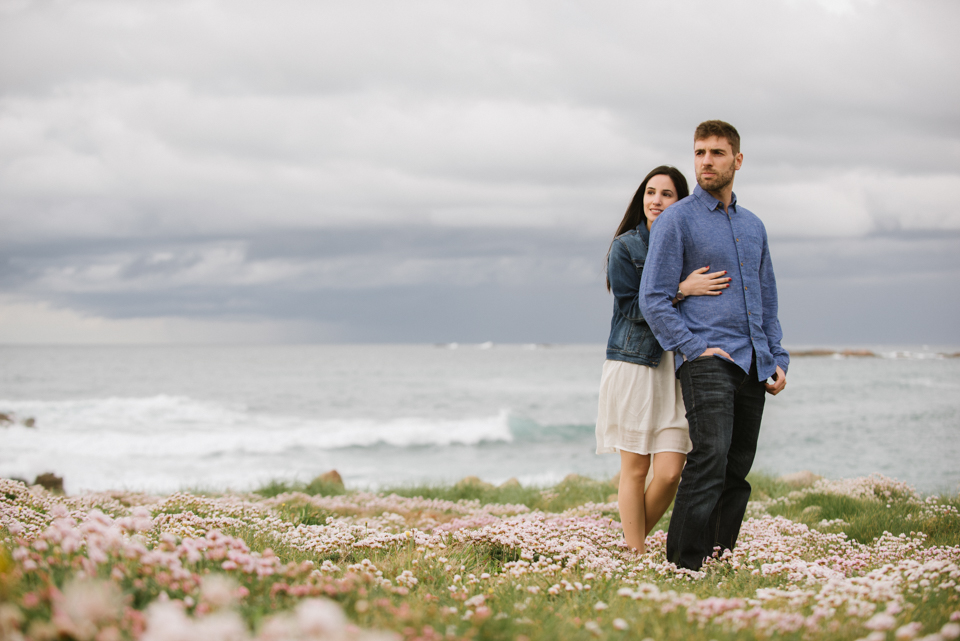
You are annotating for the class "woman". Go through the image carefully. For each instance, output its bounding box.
[596,165,730,554]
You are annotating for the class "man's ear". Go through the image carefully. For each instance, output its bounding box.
[734,153,743,170]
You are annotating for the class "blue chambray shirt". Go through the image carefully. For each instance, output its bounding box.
[639,184,789,381]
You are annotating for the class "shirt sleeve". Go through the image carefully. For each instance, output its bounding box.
[639,214,708,361]
[759,225,790,373]
[608,237,645,322]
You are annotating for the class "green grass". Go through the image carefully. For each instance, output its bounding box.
[765,491,960,547]
[5,472,960,641]
[252,469,960,543]
[744,470,794,501]
[252,476,348,498]
[378,474,618,513]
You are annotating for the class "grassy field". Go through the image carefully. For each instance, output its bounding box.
[1,472,958,640]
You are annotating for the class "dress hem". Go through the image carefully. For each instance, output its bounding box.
[596,446,690,456]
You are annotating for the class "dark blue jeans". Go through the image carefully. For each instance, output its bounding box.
[666,355,766,570]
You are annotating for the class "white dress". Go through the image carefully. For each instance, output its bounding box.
[595,351,692,455]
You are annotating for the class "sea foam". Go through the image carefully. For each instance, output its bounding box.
[0,395,516,452]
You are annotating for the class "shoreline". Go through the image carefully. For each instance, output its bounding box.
[787,347,960,358]
[4,468,957,501]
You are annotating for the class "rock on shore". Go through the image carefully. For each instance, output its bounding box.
[779,470,823,487]
[0,411,37,428]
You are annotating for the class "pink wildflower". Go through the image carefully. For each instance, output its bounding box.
[258,614,298,641]
[464,595,485,608]
[295,598,347,638]
[140,602,190,641]
[191,612,247,641]
[896,622,925,640]
[200,575,240,610]
[53,579,123,641]
[865,612,897,631]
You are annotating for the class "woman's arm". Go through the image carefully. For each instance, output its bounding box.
[608,238,645,322]
[677,266,730,300]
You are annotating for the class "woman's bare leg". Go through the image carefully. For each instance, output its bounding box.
[618,450,651,553]
[644,451,686,535]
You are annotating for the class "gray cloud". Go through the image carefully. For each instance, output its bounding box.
[2,226,957,344]
[1,0,958,344]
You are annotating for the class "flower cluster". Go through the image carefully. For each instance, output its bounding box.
[1,474,958,641]
[759,474,924,509]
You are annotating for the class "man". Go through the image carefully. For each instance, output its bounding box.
[639,120,789,571]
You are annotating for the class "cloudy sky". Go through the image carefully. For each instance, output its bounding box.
[1,0,958,345]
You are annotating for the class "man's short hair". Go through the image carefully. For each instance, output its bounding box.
[694,120,740,155]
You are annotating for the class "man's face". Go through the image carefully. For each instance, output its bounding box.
[694,136,743,193]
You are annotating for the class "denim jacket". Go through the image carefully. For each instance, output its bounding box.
[606,225,664,367]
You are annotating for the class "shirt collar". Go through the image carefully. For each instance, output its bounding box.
[693,184,738,213]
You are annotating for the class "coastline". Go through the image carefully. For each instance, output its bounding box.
[2,343,959,496]
[787,347,960,358]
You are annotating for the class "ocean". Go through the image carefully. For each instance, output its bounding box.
[1,344,958,495]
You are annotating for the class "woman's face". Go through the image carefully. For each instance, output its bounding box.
[643,174,679,229]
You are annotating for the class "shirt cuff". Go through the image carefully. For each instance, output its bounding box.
[777,356,790,374]
[678,336,708,362]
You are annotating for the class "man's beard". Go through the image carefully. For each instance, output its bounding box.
[697,165,735,192]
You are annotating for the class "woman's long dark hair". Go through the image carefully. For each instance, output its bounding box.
[605,165,689,291]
